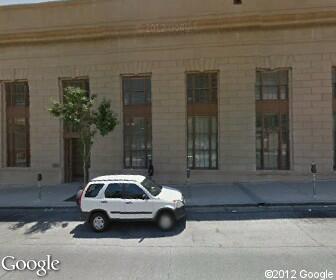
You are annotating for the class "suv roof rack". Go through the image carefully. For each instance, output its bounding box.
[91,178,136,182]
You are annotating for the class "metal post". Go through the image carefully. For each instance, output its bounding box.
[147,159,154,178]
[185,168,191,203]
[37,173,42,201]
[186,168,191,183]
[313,174,317,198]
[311,162,317,199]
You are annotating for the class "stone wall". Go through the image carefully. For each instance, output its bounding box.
[0,1,335,184]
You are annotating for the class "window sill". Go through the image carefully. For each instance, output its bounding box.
[189,169,219,172]
[256,170,292,175]
[0,167,32,171]
[123,167,147,170]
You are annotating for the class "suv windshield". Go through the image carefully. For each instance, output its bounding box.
[141,178,162,196]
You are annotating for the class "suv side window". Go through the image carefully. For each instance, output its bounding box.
[105,183,123,199]
[124,183,147,199]
[85,184,104,198]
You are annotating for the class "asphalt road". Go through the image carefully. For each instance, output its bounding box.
[0,206,336,280]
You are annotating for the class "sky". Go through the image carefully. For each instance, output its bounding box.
[0,0,60,5]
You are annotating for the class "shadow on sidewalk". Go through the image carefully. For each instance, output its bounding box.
[2,208,186,238]
[9,220,69,235]
[70,220,186,240]
[187,206,336,221]
[3,209,76,235]
[2,206,336,236]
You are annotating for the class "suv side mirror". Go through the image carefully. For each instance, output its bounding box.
[142,194,149,200]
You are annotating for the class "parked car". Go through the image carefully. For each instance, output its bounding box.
[77,175,186,232]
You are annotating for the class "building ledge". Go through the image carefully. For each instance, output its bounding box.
[2,8,336,46]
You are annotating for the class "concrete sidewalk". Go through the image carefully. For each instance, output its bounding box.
[0,183,80,208]
[0,180,335,208]
[175,180,336,207]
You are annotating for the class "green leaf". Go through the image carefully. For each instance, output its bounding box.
[48,87,118,181]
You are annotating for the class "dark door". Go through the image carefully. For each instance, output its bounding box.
[62,78,89,183]
[64,138,83,183]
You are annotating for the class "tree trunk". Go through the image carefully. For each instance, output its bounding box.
[82,137,90,186]
[83,159,89,186]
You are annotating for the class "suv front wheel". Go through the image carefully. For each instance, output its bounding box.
[90,212,109,232]
[157,211,176,231]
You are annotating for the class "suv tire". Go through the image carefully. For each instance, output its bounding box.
[90,212,109,232]
[157,211,176,231]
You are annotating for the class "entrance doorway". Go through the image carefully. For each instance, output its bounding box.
[61,78,89,183]
[64,138,84,183]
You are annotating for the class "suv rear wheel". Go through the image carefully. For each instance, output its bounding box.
[90,212,109,232]
[157,211,176,231]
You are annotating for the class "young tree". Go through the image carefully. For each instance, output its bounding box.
[49,87,118,185]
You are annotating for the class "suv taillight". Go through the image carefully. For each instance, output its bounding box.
[79,190,84,207]
[76,189,84,207]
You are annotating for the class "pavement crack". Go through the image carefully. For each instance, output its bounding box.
[234,182,263,204]
[0,271,9,280]
[294,219,324,247]
[166,248,173,280]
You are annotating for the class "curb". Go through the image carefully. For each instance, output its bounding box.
[0,206,78,210]
[1,202,336,210]
[187,202,336,208]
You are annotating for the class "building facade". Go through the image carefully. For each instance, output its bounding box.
[0,0,336,185]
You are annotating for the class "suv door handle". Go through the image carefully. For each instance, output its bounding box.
[101,201,108,204]
[125,201,133,205]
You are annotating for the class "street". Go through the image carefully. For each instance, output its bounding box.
[0,207,335,280]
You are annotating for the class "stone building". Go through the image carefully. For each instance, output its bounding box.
[0,0,336,185]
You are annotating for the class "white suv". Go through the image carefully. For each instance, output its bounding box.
[78,175,186,232]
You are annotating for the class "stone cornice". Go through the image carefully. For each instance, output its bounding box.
[1,10,336,46]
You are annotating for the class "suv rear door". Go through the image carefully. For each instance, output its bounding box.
[81,183,105,212]
[103,183,125,219]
